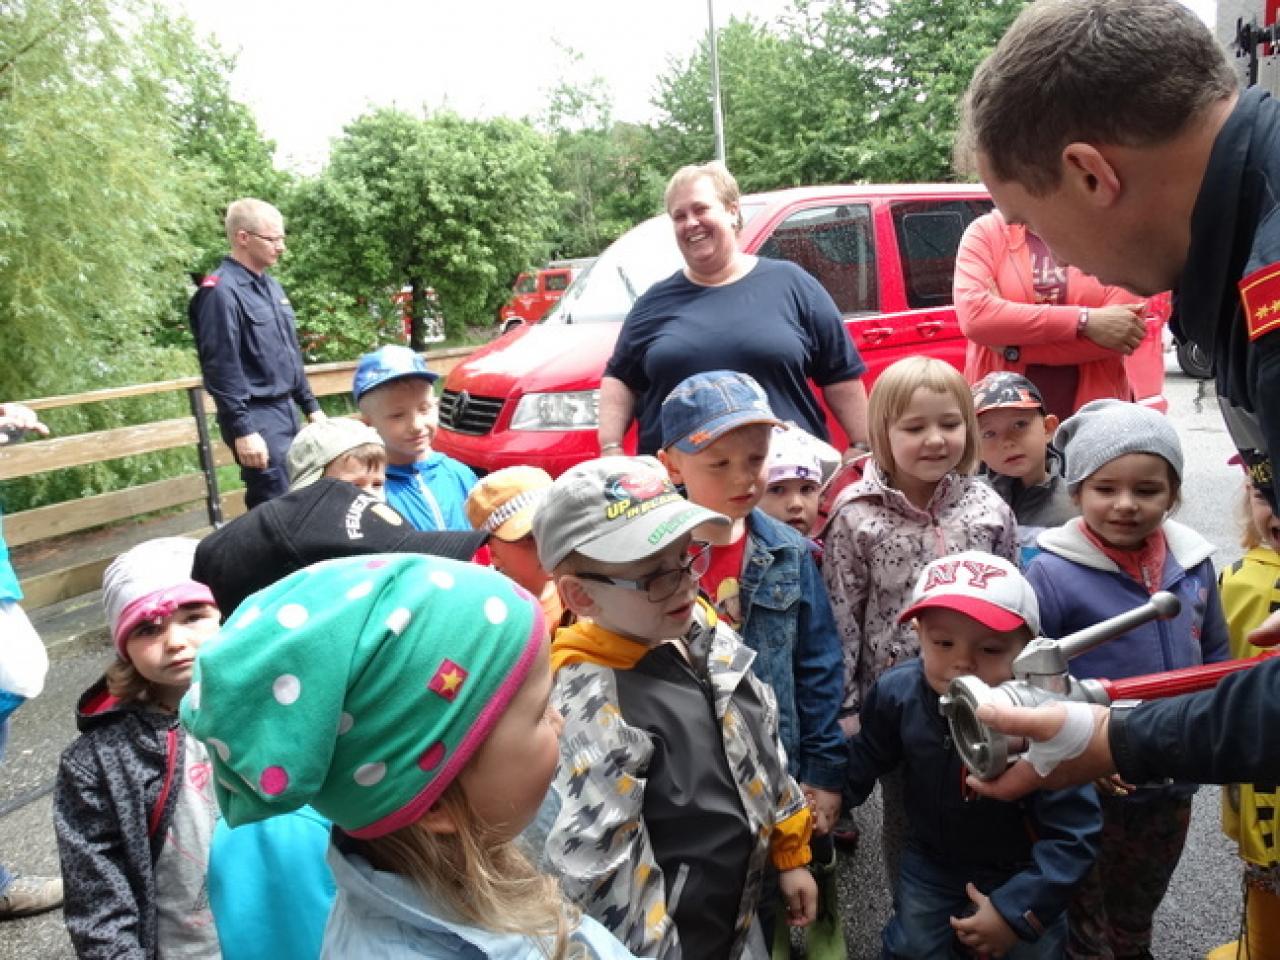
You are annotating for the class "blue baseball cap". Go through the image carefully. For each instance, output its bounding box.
[353,345,439,401]
[661,370,781,453]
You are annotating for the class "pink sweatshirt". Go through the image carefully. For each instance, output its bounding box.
[953,209,1141,410]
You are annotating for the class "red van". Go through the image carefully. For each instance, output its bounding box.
[436,184,1167,476]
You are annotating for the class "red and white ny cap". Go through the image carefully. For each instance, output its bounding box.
[897,550,1040,635]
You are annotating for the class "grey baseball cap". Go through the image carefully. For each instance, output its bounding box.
[287,418,385,491]
[532,456,729,571]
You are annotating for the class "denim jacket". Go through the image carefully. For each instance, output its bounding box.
[738,509,847,791]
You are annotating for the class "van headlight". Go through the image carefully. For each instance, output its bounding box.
[510,391,600,431]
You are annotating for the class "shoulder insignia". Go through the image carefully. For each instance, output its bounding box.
[1238,262,1280,340]
[200,275,221,288]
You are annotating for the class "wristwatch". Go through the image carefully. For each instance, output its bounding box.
[1077,307,1090,338]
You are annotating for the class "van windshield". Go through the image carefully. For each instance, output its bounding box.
[544,200,767,325]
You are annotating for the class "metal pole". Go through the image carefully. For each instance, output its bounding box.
[707,0,726,163]
[188,385,224,528]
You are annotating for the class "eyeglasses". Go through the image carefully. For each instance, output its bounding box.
[575,542,711,603]
[248,231,286,246]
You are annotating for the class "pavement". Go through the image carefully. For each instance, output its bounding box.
[0,355,1252,957]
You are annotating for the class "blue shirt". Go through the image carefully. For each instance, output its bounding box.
[384,453,477,532]
[208,807,335,960]
[605,257,865,453]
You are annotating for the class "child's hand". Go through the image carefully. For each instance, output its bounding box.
[949,883,1019,957]
[802,785,842,836]
[778,866,818,927]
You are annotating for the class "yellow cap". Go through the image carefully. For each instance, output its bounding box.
[464,466,553,542]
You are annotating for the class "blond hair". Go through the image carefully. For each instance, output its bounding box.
[224,198,282,244]
[867,357,978,483]
[957,0,1237,193]
[664,162,743,228]
[357,782,578,959]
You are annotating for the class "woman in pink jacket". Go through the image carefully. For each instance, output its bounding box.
[953,209,1149,419]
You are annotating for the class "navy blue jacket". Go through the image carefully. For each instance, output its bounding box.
[189,257,318,437]
[1178,87,1280,507]
[1112,654,1280,786]
[847,660,1101,942]
[737,509,846,790]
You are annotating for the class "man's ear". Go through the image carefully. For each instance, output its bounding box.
[657,448,683,485]
[417,799,459,835]
[557,575,599,618]
[1061,143,1121,207]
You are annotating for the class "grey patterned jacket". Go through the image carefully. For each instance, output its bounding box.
[54,677,185,960]
[546,602,811,960]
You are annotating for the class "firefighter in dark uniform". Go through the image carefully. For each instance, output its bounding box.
[189,198,324,509]
[937,0,1280,861]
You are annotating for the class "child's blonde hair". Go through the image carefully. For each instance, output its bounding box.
[358,782,577,959]
[867,357,978,483]
[1238,481,1278,551]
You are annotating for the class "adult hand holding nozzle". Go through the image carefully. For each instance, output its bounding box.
[941,591,1280,785]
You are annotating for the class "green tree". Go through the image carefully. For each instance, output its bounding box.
[647,0,1028,188]
[285,108,561,347]
[788,0,1028,182]
[539,53,666,258]
[648,17,826,190]
[0,0,282,509]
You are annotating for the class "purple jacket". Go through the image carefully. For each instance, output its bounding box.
[1026,518,1229,683]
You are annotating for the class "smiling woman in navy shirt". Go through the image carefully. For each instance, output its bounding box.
[598,162,869,458]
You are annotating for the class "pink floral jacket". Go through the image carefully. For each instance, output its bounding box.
[820,462,1017,726]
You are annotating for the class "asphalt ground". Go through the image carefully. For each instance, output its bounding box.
[0,356,1249,958]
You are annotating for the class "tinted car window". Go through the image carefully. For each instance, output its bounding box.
[515,274,536,294]
[892,200,993,309]
[544,272,571,291]
[756,204,878,314]
[543,216,686,325]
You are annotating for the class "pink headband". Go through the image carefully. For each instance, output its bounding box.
[114,582,216,659]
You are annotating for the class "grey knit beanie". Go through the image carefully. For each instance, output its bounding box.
[1056,399,1183,491]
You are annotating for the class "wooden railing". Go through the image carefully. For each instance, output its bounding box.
[2,347,476,610]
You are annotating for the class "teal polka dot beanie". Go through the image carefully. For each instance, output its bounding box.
[180,554,544,838]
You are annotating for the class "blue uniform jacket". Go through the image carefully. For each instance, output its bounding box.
[738,509,847,790]
[384,453,477,532]
[1112,654,1280,787]
[1177,86,1280,508]
[846,660,1101,943]
[189,257,318,438]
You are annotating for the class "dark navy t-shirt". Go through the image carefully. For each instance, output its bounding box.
[604,257,865,453]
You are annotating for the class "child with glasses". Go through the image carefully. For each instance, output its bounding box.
[535,456,817,959]
[658,371,848,956]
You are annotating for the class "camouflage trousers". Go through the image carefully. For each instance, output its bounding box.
[1066,790,1193,960]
